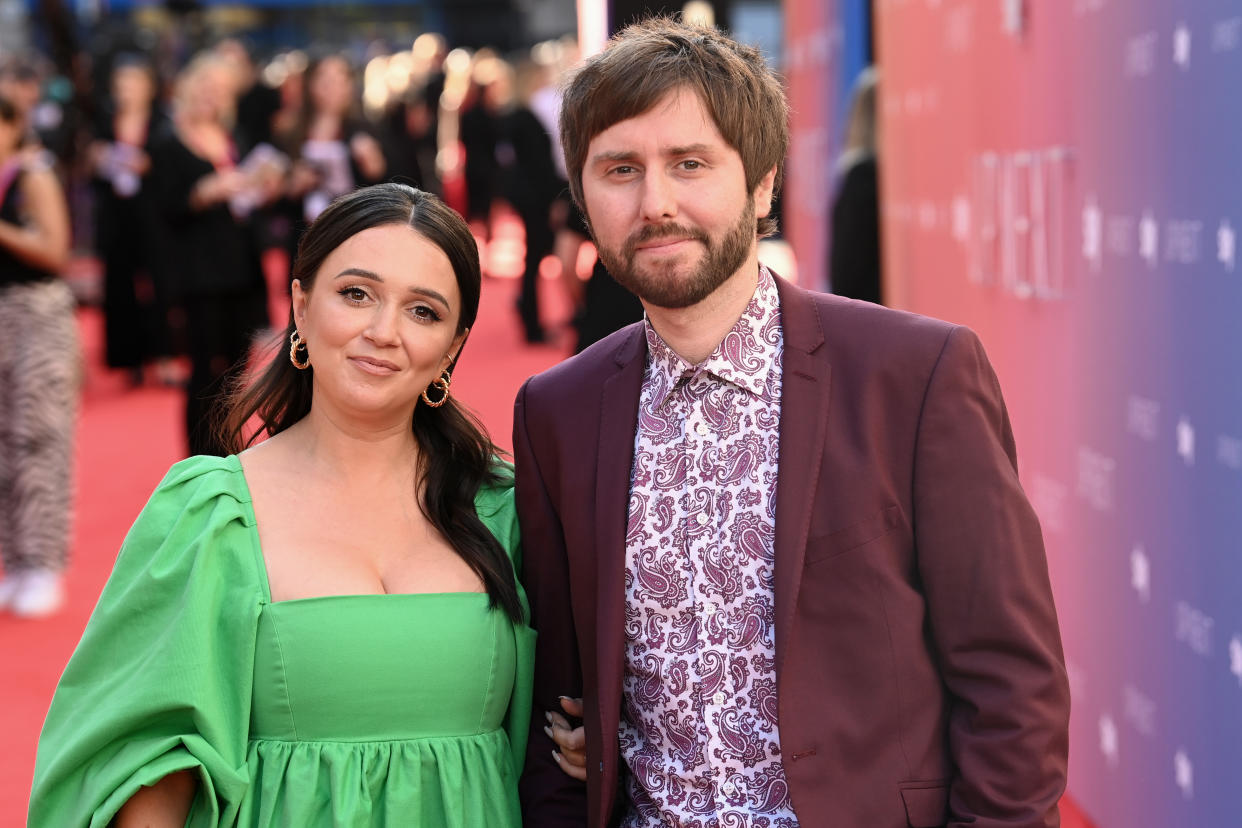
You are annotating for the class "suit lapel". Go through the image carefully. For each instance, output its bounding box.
[772,278,832,684]
[593,326,646,803]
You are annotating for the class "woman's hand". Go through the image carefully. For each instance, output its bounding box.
[545,696,587,781]
[349,133,386,181]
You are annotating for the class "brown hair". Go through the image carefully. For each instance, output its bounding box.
[559,16,789,238]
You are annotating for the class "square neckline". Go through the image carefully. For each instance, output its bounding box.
[223,454,490,606]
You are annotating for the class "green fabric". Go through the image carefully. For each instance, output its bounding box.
[29,454,535,828]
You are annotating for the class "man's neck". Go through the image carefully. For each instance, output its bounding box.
[644,259,761,366]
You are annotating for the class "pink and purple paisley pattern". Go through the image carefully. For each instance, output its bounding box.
[620,268,797,827]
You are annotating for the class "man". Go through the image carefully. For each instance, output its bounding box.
[515,17,1069,828]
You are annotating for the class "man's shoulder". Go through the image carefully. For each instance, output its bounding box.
[779,278,959,354]
[524,322,645,396]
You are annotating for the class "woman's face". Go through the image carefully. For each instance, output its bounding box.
[0,118,18,153]
[292,223,468,426]
[112,66,155,110]
[308,57,353,117]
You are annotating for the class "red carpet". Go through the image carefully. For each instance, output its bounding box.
[1,258,1097,827]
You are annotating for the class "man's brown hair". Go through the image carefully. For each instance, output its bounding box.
[560,16,789,238]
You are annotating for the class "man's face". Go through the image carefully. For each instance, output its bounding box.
[580,87,774,310]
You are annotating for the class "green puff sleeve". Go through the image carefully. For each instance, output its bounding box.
[29,455,266,828]
[474,461,536,780]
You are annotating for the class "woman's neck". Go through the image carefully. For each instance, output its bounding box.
[288,403,421,484]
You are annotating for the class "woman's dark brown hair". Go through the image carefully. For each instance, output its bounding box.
[559,15,790,238]
[223,183,522,622]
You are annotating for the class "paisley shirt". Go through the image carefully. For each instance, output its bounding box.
[620,267,797,827]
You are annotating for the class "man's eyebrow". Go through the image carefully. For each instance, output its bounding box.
[333,268,452,308]
[590,150,639,165]
[590,143,718,165]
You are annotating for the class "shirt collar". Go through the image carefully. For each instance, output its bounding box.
[643,266,782,404]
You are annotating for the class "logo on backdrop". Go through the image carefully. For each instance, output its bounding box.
[1099,713,1120,767]
[1173,22,1192,70]
[1082,196,1102,271]
[1176,416,1195,465]
[1140,211,1160,268]
[1174,749,1194,799]
[1130,545,1151,603]
[1218,220,1235,271]
[1230,636,1242,688]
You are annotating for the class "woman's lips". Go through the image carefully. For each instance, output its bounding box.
[349,356,400,375]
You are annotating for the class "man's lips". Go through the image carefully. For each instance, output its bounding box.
[635,237,694,252]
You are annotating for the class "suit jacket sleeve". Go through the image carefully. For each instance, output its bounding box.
[912,326,1070,827]
[514,377,589,826]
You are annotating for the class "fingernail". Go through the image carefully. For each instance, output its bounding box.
[543,725,553,739]
[552,750,562,763]
[545,711,552,723]
[557,695,570,700]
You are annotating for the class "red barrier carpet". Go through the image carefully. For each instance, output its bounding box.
[1,258,1096,827]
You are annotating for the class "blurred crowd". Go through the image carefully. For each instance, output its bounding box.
[0,30,635,619]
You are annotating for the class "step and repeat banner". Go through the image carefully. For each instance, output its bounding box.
[874,1,1242,824]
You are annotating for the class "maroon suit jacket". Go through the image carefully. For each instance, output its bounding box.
[514,276,1069,828]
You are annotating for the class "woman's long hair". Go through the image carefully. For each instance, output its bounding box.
[222,183,522,622]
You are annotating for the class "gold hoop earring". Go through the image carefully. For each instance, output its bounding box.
[421,370,451,408]
[289,330,310,370]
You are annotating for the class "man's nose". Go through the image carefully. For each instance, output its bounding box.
[639,171,677,222]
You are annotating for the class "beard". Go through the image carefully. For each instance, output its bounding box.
[595,198,755,310]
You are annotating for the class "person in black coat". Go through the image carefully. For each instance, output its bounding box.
[89,55,169,378]
[488,61,561,343]
[829,67,882,305]
[150,53,278,457]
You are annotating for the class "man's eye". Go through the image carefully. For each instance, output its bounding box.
[681,160,702,170]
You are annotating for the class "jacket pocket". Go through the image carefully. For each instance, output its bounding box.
[805,504,901,565]
[899,780,949,828]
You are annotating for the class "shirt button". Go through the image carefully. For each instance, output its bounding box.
[695,422,710,436]
[703,601,717,615]
[696,513,710,526]
[712,691,726,705]
[722,781,737,796]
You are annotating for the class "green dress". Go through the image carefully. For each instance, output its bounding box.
[29,455,536,828]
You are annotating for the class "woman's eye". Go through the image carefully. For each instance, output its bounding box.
[340,287,369,303]
[411,305,442,322]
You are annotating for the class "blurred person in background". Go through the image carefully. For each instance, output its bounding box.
[29,182,582,827]
[89,54,171,385]
[458,50,500,244]
[488,59,561,344]
[215,38,283,151]
[0,94,77,618]
[0,55,46,149]
[280,54,387,233]
[829,66,882,305]
[150,52,279,457]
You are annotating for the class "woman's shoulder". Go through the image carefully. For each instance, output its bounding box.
[473,458,515,514]
[126,455,255,552]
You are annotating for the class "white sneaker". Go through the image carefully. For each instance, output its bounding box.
[0,574,23,609]
[12,570,64,618]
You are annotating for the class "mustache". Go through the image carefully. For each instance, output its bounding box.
[625,223,709,251]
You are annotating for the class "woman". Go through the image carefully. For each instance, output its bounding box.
[0,94,76,618]
[89,54,169,381]
[30,183,578,825]
[150,52,276,456]
[280,54,386,245]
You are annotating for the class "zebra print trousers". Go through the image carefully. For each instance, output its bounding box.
[0,280,80,573]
